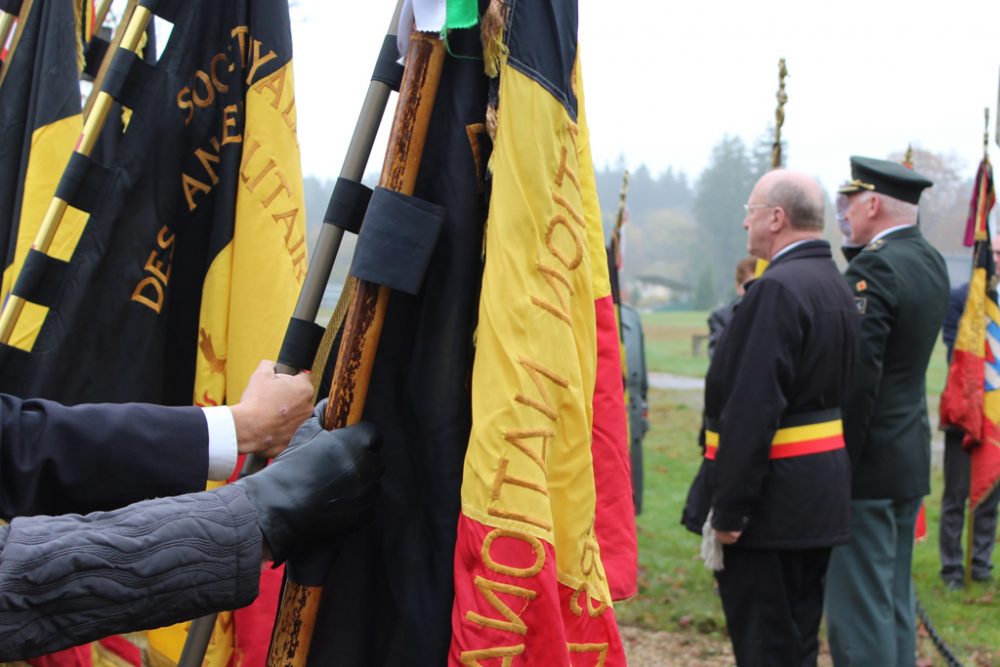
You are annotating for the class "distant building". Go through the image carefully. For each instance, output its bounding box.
[629,274,693,308]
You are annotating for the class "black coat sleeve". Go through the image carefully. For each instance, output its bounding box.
[710,281,797,531]
[842,253,897,467]
[0,395,209,520]
[0,485,261,661]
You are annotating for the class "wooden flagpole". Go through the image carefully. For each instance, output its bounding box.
[266,29,446,667]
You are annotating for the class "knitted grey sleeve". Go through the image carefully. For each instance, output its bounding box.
[0,484,261,661]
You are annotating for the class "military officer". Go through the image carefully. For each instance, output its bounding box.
[682,169,858,666]
[825,156,950,667]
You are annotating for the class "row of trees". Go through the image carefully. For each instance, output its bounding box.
[301,137,976,309]
[594,138,975,309]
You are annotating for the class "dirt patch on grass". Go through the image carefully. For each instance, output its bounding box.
[620,625,839,667]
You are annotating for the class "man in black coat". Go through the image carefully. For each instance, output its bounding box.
[824,156,949,667]
[682,169,858,666]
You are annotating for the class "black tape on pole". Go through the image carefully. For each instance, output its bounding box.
[277,317,326,372]
[349,188,445,295]
[83,36,110,80]
[323,178,373,234]
[54,153,110,214]
[0,0,23,15]
[100,48,156,109]
[11,250,70,309]
[372,35,404,91]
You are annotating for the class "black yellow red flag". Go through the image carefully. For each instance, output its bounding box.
[940,156,1000,510]
[448,0,635,663]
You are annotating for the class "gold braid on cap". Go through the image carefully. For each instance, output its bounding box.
[838,179,875,193]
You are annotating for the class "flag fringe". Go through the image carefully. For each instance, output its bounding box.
[480,0,507,79]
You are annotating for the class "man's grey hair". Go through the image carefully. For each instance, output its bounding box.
[875,193,919,223]
[769,179,824,231]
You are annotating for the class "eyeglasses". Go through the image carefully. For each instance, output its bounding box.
[743,203,774,214]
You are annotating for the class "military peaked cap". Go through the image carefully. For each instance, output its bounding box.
[838,155,933,204]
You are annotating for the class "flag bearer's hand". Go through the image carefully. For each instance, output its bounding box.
[230,360,314,458]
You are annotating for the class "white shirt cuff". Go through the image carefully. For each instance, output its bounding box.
[202,406,238,481]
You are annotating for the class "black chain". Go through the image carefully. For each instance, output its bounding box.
[915,593,965,667]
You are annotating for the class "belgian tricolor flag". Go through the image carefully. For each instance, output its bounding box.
[940,155,1000,512]
[448,0,634,664]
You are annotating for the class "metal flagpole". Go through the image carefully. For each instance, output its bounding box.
[0,0,32,87]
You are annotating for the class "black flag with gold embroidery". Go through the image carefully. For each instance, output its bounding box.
[0,0,306,412]
[0,3,305,659]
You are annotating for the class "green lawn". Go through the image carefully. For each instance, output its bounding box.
[620,310,1000,665]
[641,310,711,377]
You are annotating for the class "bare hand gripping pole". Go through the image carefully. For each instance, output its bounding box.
[265,29,446,667]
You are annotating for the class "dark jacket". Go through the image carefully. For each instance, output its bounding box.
[0,394,208,519]
[842,226,949,499]
[683,240,858,549]
[0,485,261,660]
[707,298,737,358]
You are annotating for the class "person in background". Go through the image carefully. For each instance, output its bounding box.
[682,169,857,666]
[825,156,949,667]
[937,235,1000,589]
[706,257,757,358]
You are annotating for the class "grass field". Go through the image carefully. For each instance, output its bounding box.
[619,310,1000,665]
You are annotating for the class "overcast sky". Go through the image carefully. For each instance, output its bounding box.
[286,1,999,197]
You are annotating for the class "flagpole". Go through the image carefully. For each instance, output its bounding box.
[267,29,446,667]
[755,58,788,278]
[771,57,788,170]
[93,0,112,31]
[0,0,33,88]
[0,2,152,346]
[0,11,15,56]
[82,0,137,120]
[963,108,992,587]
[178,1,406,663]
[274,0,405,355]
[611,170,629,269]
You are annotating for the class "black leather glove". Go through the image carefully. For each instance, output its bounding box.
[234,401,380,563]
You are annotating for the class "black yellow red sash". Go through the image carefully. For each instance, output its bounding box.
[704,411,844,460]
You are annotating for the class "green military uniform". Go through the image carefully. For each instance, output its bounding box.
[825,157,950,667]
